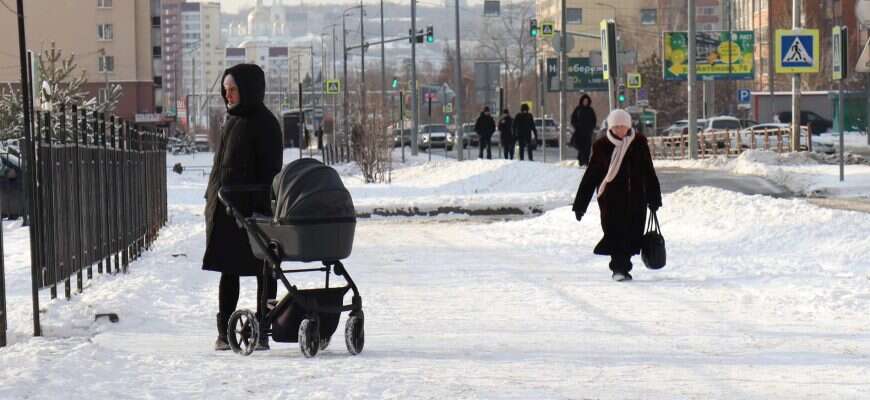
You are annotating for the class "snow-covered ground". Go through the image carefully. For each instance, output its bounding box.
[656,150,870,198]
[1,151,869,399]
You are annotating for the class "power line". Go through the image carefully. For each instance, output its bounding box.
[0,0,16,15]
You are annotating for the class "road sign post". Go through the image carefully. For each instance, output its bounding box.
[776,27,819,151]
[626,73,641,89]
[833,26,848,181]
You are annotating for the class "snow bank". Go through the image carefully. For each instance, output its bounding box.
[656,150,870,197]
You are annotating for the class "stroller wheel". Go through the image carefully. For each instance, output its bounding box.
[319,335,331,351]
[345,311,365,356]
[227,309,259,356]
[298,318,320,358]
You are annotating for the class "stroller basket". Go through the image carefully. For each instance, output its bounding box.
[247,218,355,262]
[271,286,350,343]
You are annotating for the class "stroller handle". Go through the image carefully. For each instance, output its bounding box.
[217,184,271,211]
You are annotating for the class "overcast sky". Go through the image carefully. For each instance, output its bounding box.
[218,0,484,14]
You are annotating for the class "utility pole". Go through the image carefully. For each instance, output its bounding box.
[768,1,775,123]
[360,1,366,126]
[454,0,464,161]
[411,0,420,155]
[380,0,386,125]
[332,25,338,151]
[191,54,196,133]
[342,12,349,154]
[790,0,801,151]
[559,0,568,162]
[688,0,698,159]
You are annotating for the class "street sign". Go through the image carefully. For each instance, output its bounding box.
[551,33,575,53]
[737,88,751,104]
[833,26,848,80]
[443,103,453,114]
[541,21,555,37]
[600,20,615,81]
[775,29,820,73]
[857,37,870,73]
[626,73,642,89]
[521,101,533,111]
[325,80,341,94]
[546,57,608,92]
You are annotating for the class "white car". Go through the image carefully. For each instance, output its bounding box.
[702,116,742,133]
[419,124,454,151]
[733,123,834,154]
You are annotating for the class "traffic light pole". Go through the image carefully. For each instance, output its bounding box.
[411,0,420,156]
[453,0,464,161]
[559,0,568,162]
[688,0,698,159]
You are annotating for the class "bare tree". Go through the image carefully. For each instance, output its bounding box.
[475,0,536,96]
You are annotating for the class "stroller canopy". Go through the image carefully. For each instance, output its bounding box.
[272,158,355,223]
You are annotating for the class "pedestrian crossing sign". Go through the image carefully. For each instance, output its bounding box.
[325,80,341,95]
[541,22,555,37]
[626,73,642,89]
[775,29,819,73]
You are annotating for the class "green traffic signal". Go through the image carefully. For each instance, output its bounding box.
[425,26,434,43]
[529,19,538,37]
[618,94,626,103]
[391,77,399,89]
[444,115,451,124]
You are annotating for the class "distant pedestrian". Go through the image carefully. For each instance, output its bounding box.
[474,107,496,159]
[570,94,597,166]
[315,126,324,150]
[513,103,538,161]
[203,64,282,350]
[498,109,515,160]
[572,109,662,282]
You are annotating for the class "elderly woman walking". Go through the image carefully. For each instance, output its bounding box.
[572,109,662,282]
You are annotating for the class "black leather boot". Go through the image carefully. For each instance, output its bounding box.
[215,313,230,351]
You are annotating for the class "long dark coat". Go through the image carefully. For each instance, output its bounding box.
[570,94,597,149]
[474,113,496,139]
[498,115,515,145]
[513,112,537,143]
[573,131,662,256]
[202,64,283,276]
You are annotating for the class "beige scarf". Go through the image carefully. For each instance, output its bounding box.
[598,129,635,196]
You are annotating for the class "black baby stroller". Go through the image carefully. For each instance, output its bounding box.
[217,158,364,358]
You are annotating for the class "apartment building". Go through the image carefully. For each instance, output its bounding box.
[0,0,159,121]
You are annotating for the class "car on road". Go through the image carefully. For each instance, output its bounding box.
[664,119,706,136]
[774,111,833,135]
[535,118,559,147]
[733,123,835,154]
[392,127,412,147]
[419,124,454,151]
[702,116,743,133]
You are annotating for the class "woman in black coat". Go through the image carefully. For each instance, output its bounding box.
[498,109,515,160]
[513,103,538,161]
[203,64,283,350]
[570,94,597,166]
[573,109,662,282]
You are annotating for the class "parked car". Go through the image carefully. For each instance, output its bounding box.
[392,127,412,147]
[733,123,835,154]
[665,119,706,136]
[534,118,559,146]
[774,111,833,135]
[702,116,742,133]
[459,123,478,147]
[419,124,454,151]
[740,119,759,129]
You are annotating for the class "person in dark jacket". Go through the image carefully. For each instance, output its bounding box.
[513,103,538,161]
[474,107,496,159]
[573,109,662,282]
[203,64,284,350]
[498,109,515,160]
[570,94,597,166]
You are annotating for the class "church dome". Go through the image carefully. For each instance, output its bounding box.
[247,0,271,37]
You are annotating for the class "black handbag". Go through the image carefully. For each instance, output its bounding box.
[641,210,666,270]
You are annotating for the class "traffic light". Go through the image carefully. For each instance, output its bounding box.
[444,114,451,124]
[425,26,434,43]
[529,18,539,38]
[391,76,399,89]
[617,84,626,104]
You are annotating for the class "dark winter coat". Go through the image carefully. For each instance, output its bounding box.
[498,115,515,144]
[513,112,537,143]
[573,131,662,256]
[474,113,496,139]
[203,64,284,276]
[570,94,597,148]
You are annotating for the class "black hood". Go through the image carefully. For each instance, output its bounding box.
[221,63,266,116]
[579,94,592,107]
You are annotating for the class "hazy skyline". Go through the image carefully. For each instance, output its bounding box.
[218,0,483,14]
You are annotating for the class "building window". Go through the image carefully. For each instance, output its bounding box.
[98,55,115,72]
[153,46,162,58]
[153,76,163,87]
[566,8,582,24]
[152,16,161,28]
[97,0,112,8]
[97,24,114,41]
[640,9,657,25]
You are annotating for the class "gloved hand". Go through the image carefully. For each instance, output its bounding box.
[574,210,584,221]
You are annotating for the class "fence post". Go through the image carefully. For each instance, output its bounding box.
[1,185,5,346]
[59,105,71,300]
[73,106,84,293]
[110,116,120,273]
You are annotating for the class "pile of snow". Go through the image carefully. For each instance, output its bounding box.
[656,150,870,197]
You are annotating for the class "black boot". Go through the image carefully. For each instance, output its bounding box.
[254,312,270,351]
[215,313,230,351]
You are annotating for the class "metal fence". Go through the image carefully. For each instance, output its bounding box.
[10,106,167,338]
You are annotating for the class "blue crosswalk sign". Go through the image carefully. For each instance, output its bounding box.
[775,29,820,73]
[737,89,751,104]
